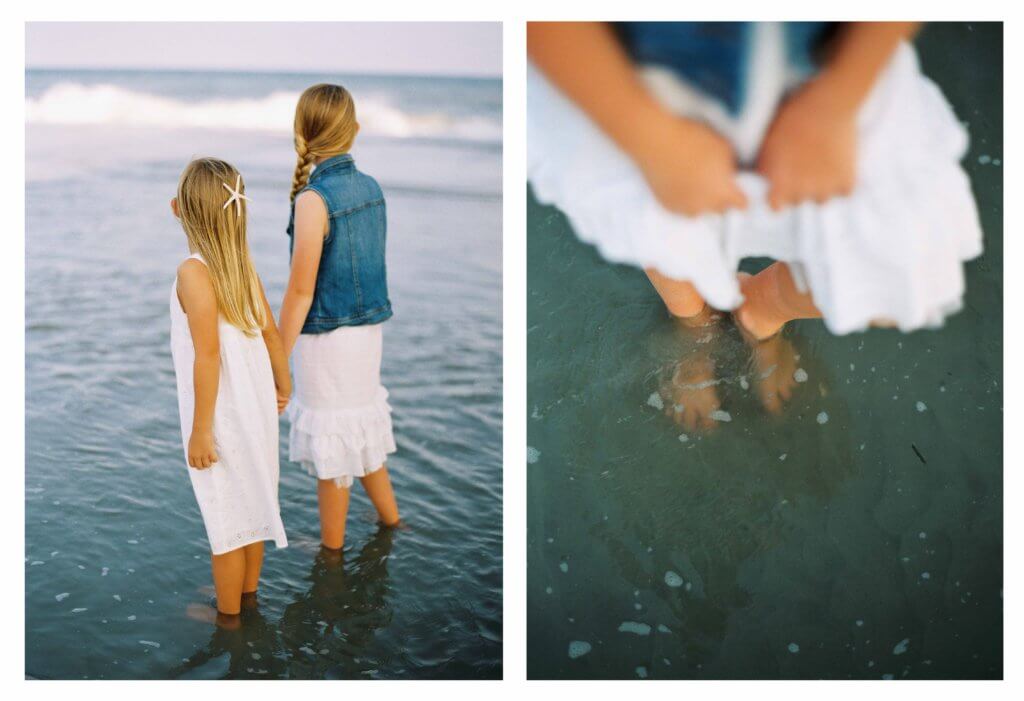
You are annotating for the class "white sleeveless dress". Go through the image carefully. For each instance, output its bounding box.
[170,252,288,555]
[528,25,984,334]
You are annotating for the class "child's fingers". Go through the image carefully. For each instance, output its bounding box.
[725,183,748,211]
[209,451,218,465]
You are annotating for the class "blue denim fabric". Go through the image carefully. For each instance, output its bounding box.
[287,154,393,334]
[616,22,831,116]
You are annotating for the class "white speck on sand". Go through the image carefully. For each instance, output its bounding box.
[916,401,927,412]
[739,376,750,390]
[127,615,137,621]
[779,453,787,461]
[139,640,161,648]
[526,446,541,464]
[647,392,664,410]
[545,587,552,594]
[71,608,87,613]
[856,620,864,627]
[636,666,648,678]
[921,572,931,580]
[618,621,651,636]
[658,624,672,634]
[55,593,69,602]
[883,673,894,680]
[559,562,568,573]
[710,410,732,422]
[794,368,808,383]
[978,154,991,164]
[664,571,684,587]
[919,532,927,540]
[30,561,44,566]
[568,641,591,659]
[816,411,829,424]
[113,595,121,602]
[101,567,109,576]
[893,638,910,655]
[788,643,800,654]
[678,434,689,443]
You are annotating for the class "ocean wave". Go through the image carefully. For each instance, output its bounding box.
[25,82,501,143]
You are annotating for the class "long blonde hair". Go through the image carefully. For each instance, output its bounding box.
[290,83,359,202]
[176,157,266,337]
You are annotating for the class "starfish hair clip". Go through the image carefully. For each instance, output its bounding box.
[222,174,252,216]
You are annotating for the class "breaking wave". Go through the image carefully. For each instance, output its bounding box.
[25,82,501,143]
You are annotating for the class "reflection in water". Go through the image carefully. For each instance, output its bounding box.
[171,527,396,679]
[278,527,396,679]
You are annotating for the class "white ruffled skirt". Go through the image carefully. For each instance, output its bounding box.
[527,40,984,335]
[288,323,396,488]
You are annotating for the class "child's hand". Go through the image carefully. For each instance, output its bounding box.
[756,78,858,211]
[188,429,218,469]
[276,377,292,416]
[635,119,747,217]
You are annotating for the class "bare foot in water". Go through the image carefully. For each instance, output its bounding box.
[663,354,722,432]
[735,273,800,414]
[661,307,725,432]
[186,602,242,630]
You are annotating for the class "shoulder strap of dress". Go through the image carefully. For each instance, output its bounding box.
[187,251,208,266]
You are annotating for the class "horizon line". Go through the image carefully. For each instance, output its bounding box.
[25,63,502,82]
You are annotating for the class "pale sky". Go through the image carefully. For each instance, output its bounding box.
[26,22,502,77]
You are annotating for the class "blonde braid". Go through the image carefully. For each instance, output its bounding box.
[290,84,359,203]
[290,135,316,203]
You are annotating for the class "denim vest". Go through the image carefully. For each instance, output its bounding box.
[287,154,393,334]
[616,22,833,116]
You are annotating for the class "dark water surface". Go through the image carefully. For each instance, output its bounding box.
[526,23,1002,680]
[25,72,502,679]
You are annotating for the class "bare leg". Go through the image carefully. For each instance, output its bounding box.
[736,273,801,414]
[735,262,822,340]
[317,479,352,550]
[241,541,264,595]
[645,268,707,319]
[210,547,247,615]
[360,466,400,526]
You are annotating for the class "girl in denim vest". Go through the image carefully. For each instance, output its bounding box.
[170,158,290,621]
[528,23,981,424]
[278,84,400,551]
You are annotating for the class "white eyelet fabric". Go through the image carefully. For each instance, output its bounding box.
[169,253,288,555]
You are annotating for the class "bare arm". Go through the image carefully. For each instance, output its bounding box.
[819,22,921,112]
[279,190,328,357]
[528,22,745,215]
[177,259,220,469]
[257,277,292,414]
[757,22,921,209]
[528,22,680,165]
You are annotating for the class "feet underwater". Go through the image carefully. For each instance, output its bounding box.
[653,284,807,428]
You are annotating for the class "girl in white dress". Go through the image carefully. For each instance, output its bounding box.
[170,157,290,618]
[528,22,982,421]
[278,84,400,551]
[528,22,981,337]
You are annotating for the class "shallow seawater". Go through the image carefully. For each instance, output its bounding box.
[25,71,502,679]
[526,24,1001,680]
